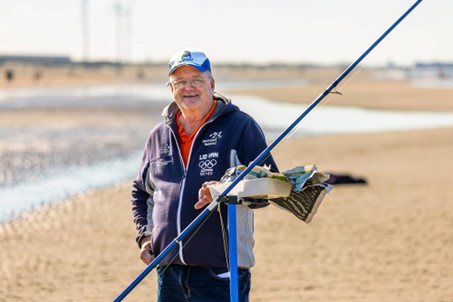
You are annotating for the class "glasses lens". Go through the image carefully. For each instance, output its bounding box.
[191,78,205,87]
[172,77,206,89]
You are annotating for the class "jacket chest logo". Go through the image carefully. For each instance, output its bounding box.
[160,143,170,156]
[198,152,219,176]
[202,131,222,146]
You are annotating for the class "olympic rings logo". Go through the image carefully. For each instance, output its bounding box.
[198,159,217,170]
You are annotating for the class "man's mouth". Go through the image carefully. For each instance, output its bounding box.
[183,94,199,99]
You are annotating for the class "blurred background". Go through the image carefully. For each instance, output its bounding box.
[3,0,452,219]
[1,0,453,240]
[1,0,452,64]
[1,1,453,301]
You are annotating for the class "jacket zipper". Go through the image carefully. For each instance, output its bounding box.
[168,128,188,264]
[169,118,215,265]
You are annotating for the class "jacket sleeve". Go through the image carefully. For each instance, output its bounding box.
[131,138,155,248]
[236,115,279,209]
[236,115,279,172]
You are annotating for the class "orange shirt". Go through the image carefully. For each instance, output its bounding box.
[176,102,217,166]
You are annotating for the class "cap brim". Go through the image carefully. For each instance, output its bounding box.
[168,63,208,75]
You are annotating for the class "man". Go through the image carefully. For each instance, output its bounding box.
[131,49,278,302]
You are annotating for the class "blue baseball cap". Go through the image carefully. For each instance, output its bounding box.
[168,49,211,75]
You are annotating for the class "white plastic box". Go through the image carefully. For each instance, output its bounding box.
[208,178,292,200]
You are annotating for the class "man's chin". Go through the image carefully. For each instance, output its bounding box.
[181,97,202,106]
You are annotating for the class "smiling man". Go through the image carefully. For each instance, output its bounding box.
[131,49,278,302]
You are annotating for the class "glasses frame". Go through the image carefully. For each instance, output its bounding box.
[170,76,211,90]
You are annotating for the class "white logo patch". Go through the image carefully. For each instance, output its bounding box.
[160,143,170,156]
[202,131,222,146]
[198,152,219,176]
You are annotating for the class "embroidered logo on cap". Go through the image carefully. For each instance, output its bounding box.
[181,51,193,62]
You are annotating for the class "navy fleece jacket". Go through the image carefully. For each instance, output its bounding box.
[131,93,278,268]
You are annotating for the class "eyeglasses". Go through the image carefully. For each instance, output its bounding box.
[171,77,208,89]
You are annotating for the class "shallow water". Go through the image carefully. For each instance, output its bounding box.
[1,151,142,221]
[1,81,453,222]
[232,94,453,137]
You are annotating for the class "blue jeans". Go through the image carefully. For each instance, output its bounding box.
[157,264,251,302]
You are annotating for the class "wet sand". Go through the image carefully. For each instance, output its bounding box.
[1,66,453,301]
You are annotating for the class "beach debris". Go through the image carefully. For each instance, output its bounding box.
[326,172,367,185]
[5,69,14,83]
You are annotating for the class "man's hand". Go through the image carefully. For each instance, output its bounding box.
[140,236,154,265]
[194,181,218,209]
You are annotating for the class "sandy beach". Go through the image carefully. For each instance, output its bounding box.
[1,65,452,301]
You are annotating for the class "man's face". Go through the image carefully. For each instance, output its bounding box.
[169,66,215,114]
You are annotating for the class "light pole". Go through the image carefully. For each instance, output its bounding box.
[81,0,89,61]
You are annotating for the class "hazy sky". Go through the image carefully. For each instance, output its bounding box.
[0,0,451,66]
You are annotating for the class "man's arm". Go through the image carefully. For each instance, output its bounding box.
[131,154,157,264]
[131,142,155,248]
[131,175,152,247]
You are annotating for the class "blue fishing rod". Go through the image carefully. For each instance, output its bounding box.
[114,1,422,301]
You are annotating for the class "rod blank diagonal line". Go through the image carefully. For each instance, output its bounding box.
[113,1,423,301]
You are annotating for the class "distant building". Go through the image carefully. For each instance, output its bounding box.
[0,54,71,65]
[412,62,453,79]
